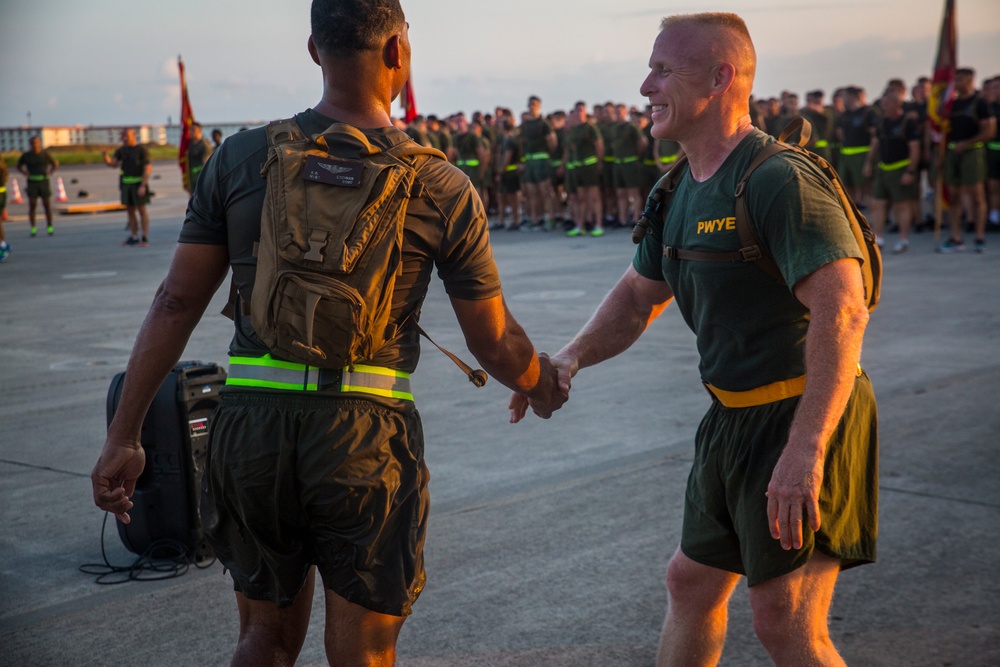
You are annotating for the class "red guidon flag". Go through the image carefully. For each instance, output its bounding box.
[400,77,418,124]
[928,0,956,136]
[178,56,196,193]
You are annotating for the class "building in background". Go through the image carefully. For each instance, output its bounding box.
[1,122,264,153]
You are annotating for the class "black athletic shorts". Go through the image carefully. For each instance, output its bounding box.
[201,391,430,616]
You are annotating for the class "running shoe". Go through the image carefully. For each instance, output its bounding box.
[891,239,909,254]
[589,228,606,237]
[47,225,54,236]
[936,238,966,253]
[30,227,37,237]
[566,227,584,237]
[122,236,140,247]
[140,237,149,247]
[974,239,986,253]
[0,242,10,262]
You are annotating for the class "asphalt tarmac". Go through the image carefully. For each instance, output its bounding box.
[1,162,998,666]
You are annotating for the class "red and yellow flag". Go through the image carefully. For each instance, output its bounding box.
[178,56,196,193]
[928,0,956,135]
[400,77,418,124]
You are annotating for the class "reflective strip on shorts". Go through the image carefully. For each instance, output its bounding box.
[504,164,519,172]
[226,355,413,401]
[616,156,639,164]
[581,156,599,166]
[947,141,984,150]
[840,146,870,156]
[879,159,911,172]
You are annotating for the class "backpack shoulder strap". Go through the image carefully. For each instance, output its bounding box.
[265,118,307,146]
[732,141,791,284]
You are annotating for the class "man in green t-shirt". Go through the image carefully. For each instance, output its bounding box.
[512,12,877,665]
[102,128,152,246]
[564,101,605,236]
[186,122,214,194]
[16,136,59,237]
[519,96,557,228]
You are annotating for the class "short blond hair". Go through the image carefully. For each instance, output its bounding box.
[659,13,756,91]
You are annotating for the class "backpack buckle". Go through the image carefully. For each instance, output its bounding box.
[739,245,762,261]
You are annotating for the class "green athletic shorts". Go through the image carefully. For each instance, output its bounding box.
[837,151,872,190]
[873,167,919,202]
[521,157,551,184]
[120,181,150,206]
[945,145,987,187]
[681,371,878,586]
[613,160,642,189]
[498,169,520,194]
[26,179,51,199]
[574,162,600,189]
[201,391,430,616]
[601,158,616,190]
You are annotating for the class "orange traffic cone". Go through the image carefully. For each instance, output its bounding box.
[10,177,24,204]
[54,177,68,202]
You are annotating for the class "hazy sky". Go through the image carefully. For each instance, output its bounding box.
[1,0,998,128]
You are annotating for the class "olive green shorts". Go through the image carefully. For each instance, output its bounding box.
[26,179,51,199]
[521,157,551,184]
[681,372,878,586]
[873,166,919,202]
[601,158,616,190]
[498,169,520,194]
[987,146,1000,180]
[201,391,430,616]
[837,151,872,190]
[945,146,987,187]
[120,181,151,206]
[613,160,642,189]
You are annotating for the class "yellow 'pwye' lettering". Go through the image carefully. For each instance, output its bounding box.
[695,217,736,234]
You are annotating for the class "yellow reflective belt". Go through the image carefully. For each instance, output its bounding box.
[225,355,413,400]
[840,146,870,156]
[0,186,6,193]
[581,156,599,166]
[457,159,480,166]
[28,174,47,181]
[616,156,639,164]
[120,175,144,184]
[814,140,829,148]
[525,152,550,160]
[504,164,519,172]
[989,142,1000,150]
[565,161,579,170]
[879,158,911,172]
[947,141,984,150]
[603,156,616,163]
[643,159,656,166]
[705,365,861,409]
[659,155,678,164]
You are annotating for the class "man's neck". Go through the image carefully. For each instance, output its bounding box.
[681,115,755,182]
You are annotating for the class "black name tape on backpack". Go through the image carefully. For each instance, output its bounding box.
[303,156,364,188]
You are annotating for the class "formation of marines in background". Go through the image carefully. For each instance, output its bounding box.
[3,69,998,262]
[396,69,1000,253]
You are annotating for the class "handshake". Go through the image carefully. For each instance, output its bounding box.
[508,352,576,423]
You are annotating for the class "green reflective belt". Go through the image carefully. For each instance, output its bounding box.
[457,159,480,167]
[603,156,616,163]
[988,142,1000,151]
[226,355,413,401]
[550,159,562,167]
[643,159,656,166]
[190,165,204,175]
[28,174,47,181]
[948,141,984,150]
[581,156,599,166]
[879,159,911,172]
[840,146,870,156]
[814,140,829,148]
[566,161,579,170]
[120,175,144,184]
[659,155,678,164]
[525,152,550,161]
[505,164,519,172]
[616,156,639,164]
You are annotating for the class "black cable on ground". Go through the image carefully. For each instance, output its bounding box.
[79,512,216,585]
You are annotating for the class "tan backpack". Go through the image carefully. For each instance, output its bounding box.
[250,119,448,369]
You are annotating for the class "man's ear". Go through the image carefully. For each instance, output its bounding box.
[308,35,321,66]
[711,62,736,96]
[384,34,402,69]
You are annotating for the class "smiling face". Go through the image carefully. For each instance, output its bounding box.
[640,25,716,142]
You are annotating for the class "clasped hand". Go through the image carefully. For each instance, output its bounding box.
[508,352,574,423]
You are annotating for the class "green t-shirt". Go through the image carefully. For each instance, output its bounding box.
[113,145,150,178]
[567,121,600,161]
[456,132,486,161]
[632,130,862,390]
[612,121,642,159]
[520,117,552,154]
[17,150,56,177]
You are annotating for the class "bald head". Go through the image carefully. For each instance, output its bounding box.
[659,13,756,98]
